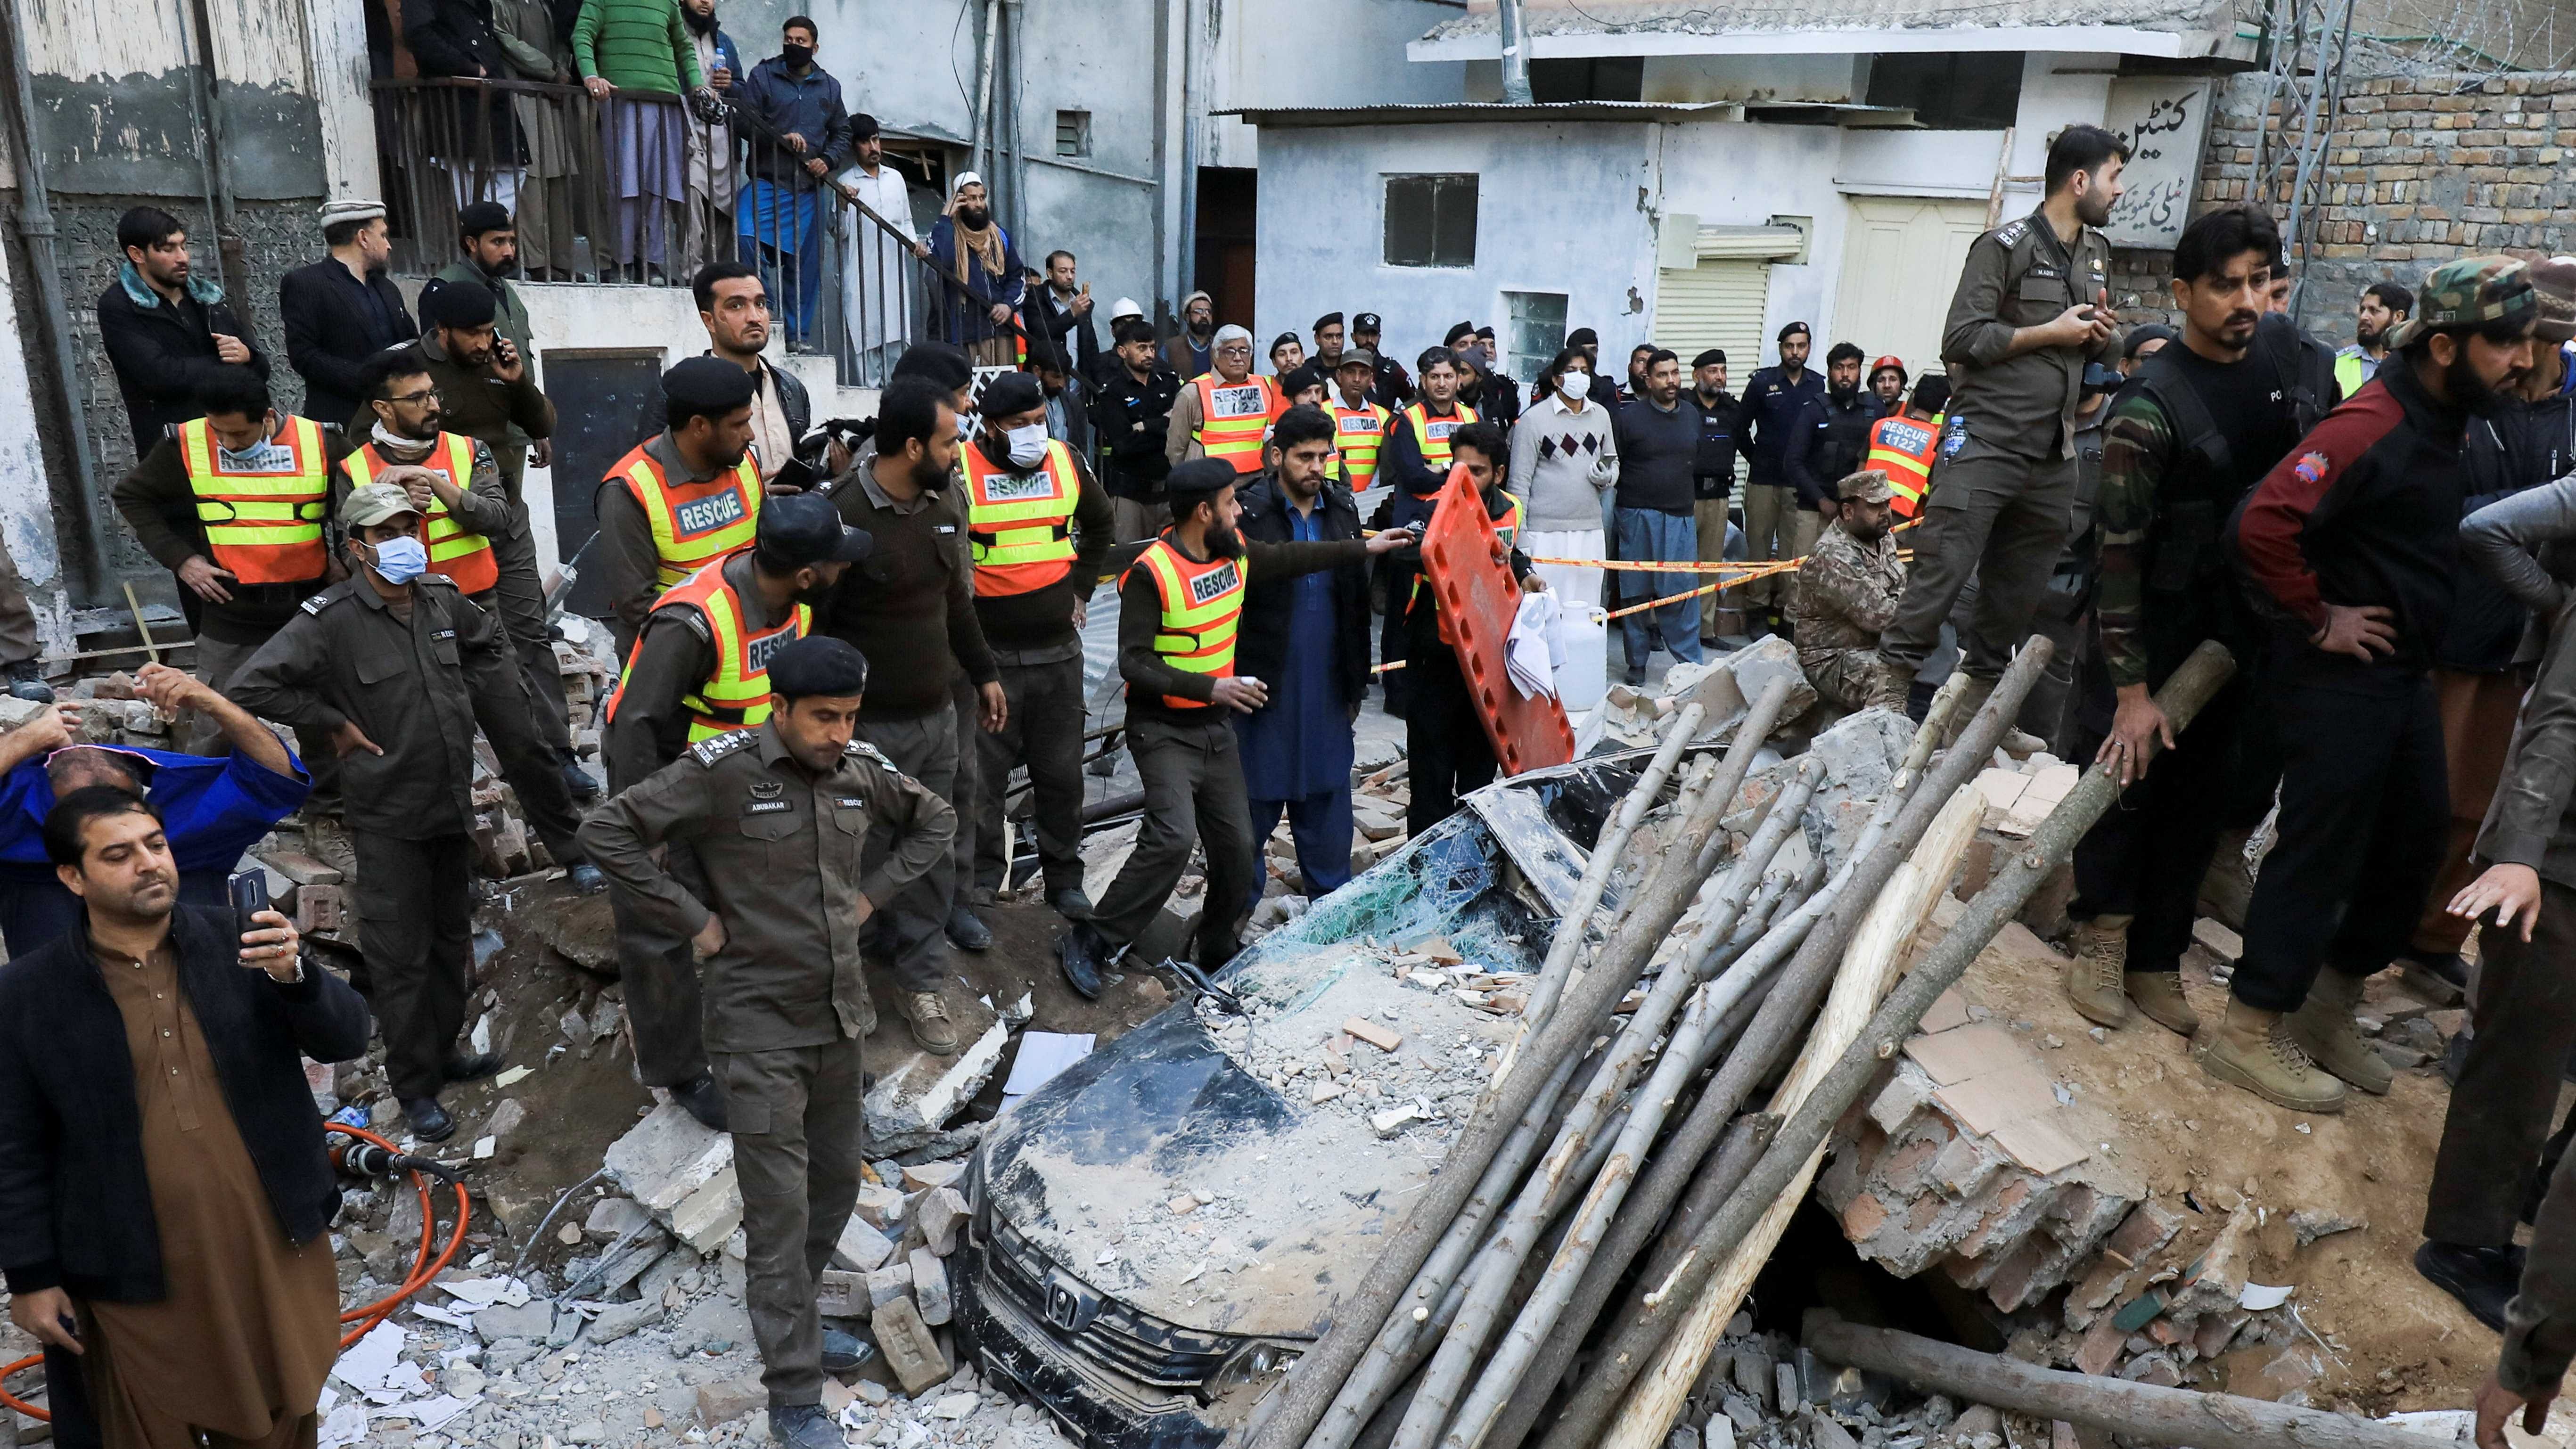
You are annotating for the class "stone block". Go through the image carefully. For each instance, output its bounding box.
[855,1184,907,1229]
[833,1212,898,1272]
[911,1244,952,1326]
[867,1261,915,1309]
[696,1373,767,1427]
[583,1298,660,1345]
[817,1269,869,1318]
[668,1168,744,1254]
[605,1103,736,1212]
[918,1187,970,1256]
[872,1295,950,1395]
[476,1300,558,1346]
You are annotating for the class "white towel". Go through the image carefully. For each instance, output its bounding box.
[1508,590,1562,699]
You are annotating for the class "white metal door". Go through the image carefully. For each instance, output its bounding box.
[1830,196,1989,383]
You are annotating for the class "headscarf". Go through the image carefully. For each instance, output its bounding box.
[945,172,1006,288]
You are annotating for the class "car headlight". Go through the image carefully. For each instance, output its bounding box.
[1203,1340,1305,1403]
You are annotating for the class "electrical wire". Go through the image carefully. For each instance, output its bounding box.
[0,1122,471,1424]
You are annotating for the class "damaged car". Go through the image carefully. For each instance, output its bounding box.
[952,743,1724,1449]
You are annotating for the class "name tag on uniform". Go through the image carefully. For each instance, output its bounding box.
[431,629,457,642]
[1881,420,1934,453]
[216,442,297,473]
[833,796,866,809]
[1340,416,1381,437]
[1212,384,1266,417]
[675,487,747,539]
[1189,562,1241,605]
[935,524,959,535]
[1425,420,1459,442]
[744,799,793,815]
[984,472,1058,502]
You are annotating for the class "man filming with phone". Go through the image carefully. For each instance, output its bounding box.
[0,785,368,1449]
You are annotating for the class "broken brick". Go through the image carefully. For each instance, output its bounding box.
[872,1294,949,1394]
[1343,1016,1402,1053]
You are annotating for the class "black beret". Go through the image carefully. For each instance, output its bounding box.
[1313,311,1345,331]
[767,635,870,699]
[1692,348,1728,369]
[2123,323,2179,359]
[1444,321,1475,346]
[979,370,1044,418]
[1566,327,1599,348]
[892,342,974,392]
[1280,364,1325,397]
[419,278,497,329]
[1165,458,1239,501]
[663,355,758,413]
[458,200,513,237]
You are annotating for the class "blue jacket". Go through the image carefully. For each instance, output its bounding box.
[0,746,311,959]
[737,55,851,190]
[1733,365,1825,490]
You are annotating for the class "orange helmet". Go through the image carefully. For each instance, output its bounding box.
[1869,355,1907,386]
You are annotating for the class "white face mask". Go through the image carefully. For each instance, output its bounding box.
[368,535,429,585]
[1005,423,1050,468]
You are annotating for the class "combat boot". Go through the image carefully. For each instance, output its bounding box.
[2286,968,2395,1095]
[2197,997,2347,1113]
[2125,971,2201,1036]
[2062,916,2132,1028]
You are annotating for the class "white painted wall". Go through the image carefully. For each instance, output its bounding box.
[0,243,74,658]
[1251,122,1661,379]
[302,0,381,202]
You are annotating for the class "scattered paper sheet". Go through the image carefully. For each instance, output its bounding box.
[1001,1031,1095,1112]
[329,1321,407,1394]
[320,1403,371,1449]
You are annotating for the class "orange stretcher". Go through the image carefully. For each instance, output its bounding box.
[1418,465,1575,777]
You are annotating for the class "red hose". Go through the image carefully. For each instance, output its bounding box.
[0,1121,471,1422]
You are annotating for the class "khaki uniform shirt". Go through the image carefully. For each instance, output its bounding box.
[1791,521,1905,669]
[1940,207,2119,461]
[227,575,528,840]
[577,722,958,1052]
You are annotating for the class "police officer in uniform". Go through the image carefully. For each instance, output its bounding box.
[1052,459,1415,994]
[597,492,874,1123]
[1870,125,2130,725]
[593,357,770,655]
[580,636,956,1449]
[229,484,601,1143]
[959,372,1114,924]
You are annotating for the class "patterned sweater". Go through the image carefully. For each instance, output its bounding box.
[1506,391,1622,532]
[572,0,701,93]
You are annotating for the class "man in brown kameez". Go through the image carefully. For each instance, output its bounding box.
[0,786,370,1449]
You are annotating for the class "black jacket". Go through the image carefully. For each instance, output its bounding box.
[399,0,521,156]
[1089,362,1183,499]
[0,907,370,1302]
[1236,476,1370,704]
[1691,388,1740,500]
[97,268,271,458]
[1788,388,1888,510]
[1031,286,1099,376]
[1733,365,1825,490]
[280,259,420,430]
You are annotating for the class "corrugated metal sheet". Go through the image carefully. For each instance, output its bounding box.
[1655,258,1771,381]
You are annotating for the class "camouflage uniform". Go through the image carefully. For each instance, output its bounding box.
[1792,519,1905,710]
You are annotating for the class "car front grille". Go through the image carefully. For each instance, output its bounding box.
[982,1213,1237,1392]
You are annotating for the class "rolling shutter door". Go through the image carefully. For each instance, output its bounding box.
[1654,259,1771,386]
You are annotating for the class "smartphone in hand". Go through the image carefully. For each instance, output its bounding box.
[229,868,271,937]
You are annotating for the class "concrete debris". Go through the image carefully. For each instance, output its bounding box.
[1818,965,2146,1315]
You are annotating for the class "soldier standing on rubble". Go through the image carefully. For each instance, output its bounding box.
[596,491,875,1128]
[228,483,604,1144]
[1052,459,1414,996]
[580,635,955,1449]
[1869,125,2128,734]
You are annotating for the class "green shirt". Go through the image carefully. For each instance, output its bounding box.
[572,0,702,93]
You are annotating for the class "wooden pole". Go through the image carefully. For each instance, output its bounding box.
[1247,683,1787,1449]
[1528,640,2062,1449]
[1802,1316,2445,1449]
[1540,641,2236,1449]
[1602,781,1987,1449]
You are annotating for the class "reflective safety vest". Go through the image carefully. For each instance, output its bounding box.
[2333,349,2374,402]
[1864,412,1942,519]
[606,550,811,744]
[1332,401,1391,491]
[1401,401,1479,480]
[962,438,1081,597]
[1127,535,1247,710]
[610,441,763,588]
[342,433,498,594]
[1192,374,1282,474]
[177,415,330,585]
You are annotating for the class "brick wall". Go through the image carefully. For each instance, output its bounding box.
[2101,68,2576,336]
